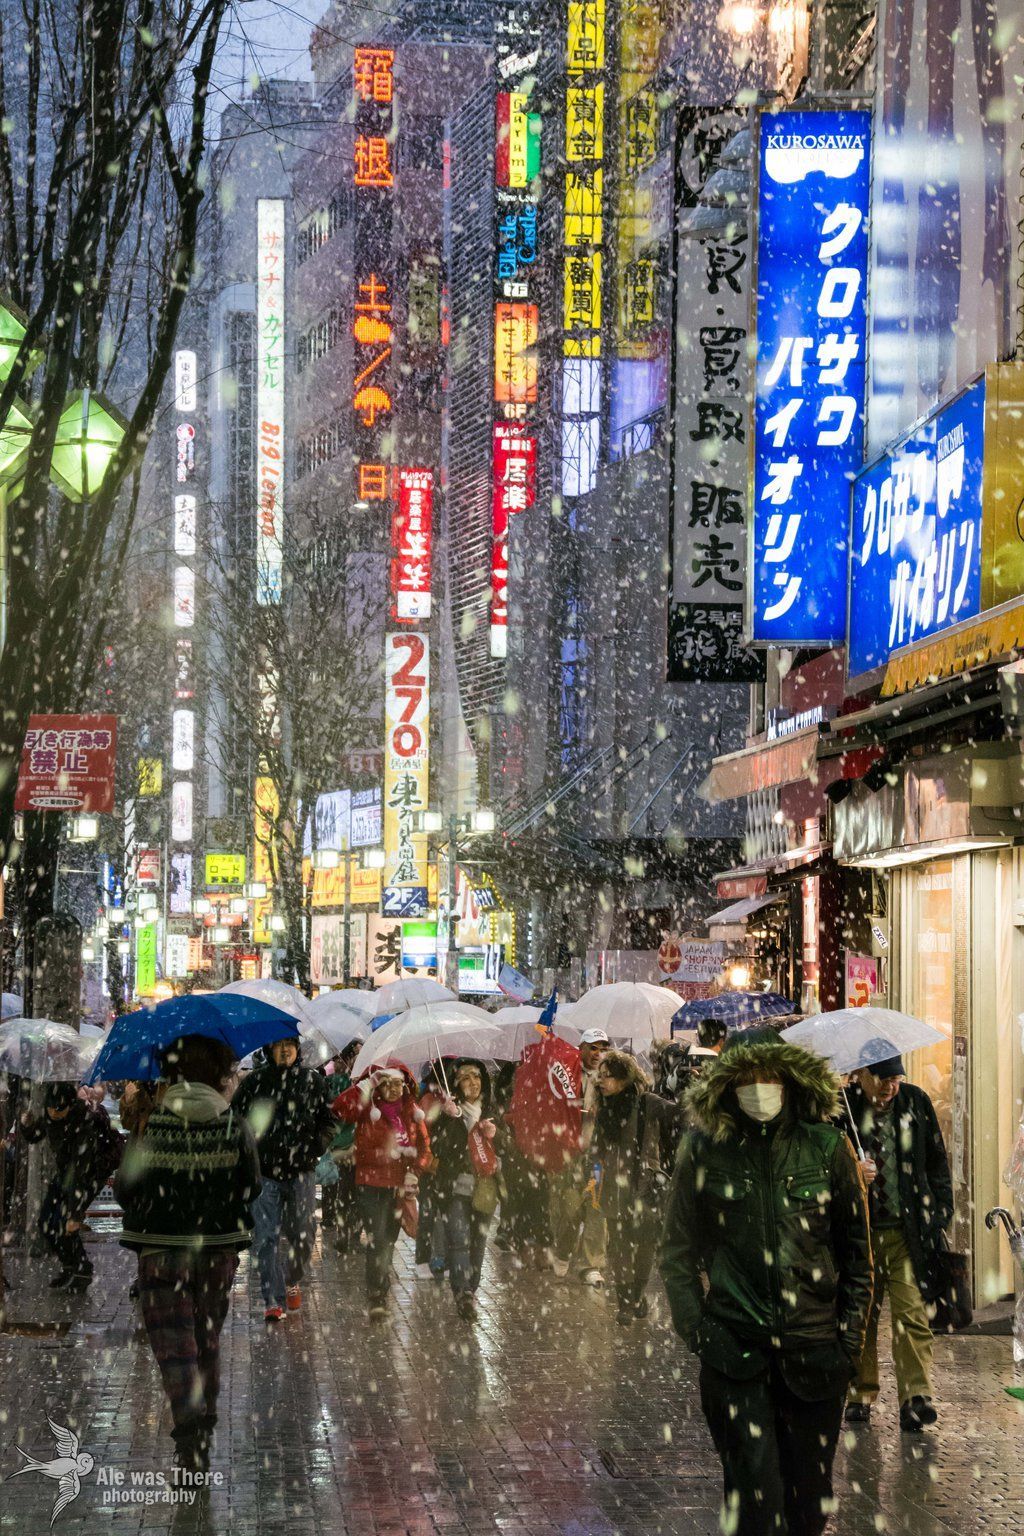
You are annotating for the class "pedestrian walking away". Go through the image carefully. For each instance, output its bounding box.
[232,1036,337,1321]
[661,1034,873,1536]
[429,1058,501,1321]
[20,1083,123,1292]
[115,1035,261,1476]
[332,1063,431,1320]
[843,1048,953,1432]
[592,1050,682,1324]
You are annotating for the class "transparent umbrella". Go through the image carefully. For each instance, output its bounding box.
[371,977,455,1018]
[569,983,678,1048]
[0,1018,101,1082]
[350,1001,507,1080]
[779,1008,944,1075]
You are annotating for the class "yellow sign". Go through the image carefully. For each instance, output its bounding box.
[507,93,530,188]
[565,168,603,245]
[302,856,383,909]
[566,84,604,161]
[982,363,1024,612]
[205,852,246,888]
[882,595,1024,696]
[138,757,162,797]
[564,250,602,335]
[253,894,274,947]
[567,0,606,73]
[253,776,277,884]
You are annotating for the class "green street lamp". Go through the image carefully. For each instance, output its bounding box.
[49,389,128,502]
[0,294,40,383]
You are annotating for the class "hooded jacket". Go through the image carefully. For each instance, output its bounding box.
[22,1096,123,1218]
[332,1064,431,1189]
[116,1081,262,1250]
[660,1039,873,1394]
[593,1086,683,1220]
[843,1080,952,1301]
[428,1059,495,1202]
[231,1058,337,1181]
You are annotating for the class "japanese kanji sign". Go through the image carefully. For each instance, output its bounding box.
[256,198,286,605]
[383,633,429,917]
[752,109,871,644]
[16,714,117,813]
[848,375,985,677]
[391,468,433,621]
[352,42,396,504]
[490,426,536,657]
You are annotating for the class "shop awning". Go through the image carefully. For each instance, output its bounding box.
[707,893,782,927]
[882,594,1024,698]
[700,727,822,803]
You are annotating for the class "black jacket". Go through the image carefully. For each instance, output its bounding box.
[429,1060,494,1203]
[22,1100,122,1218]
[843,1081,952,1301]
[660,1039,873,1398]
[593,1087,683,1221]
[232,1059,336,1180]
[116,1082,261,1250]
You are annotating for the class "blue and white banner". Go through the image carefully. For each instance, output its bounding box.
[848,377,986,678]
[751,109,871,644]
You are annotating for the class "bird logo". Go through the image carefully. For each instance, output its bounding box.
[7,1416,93,1525]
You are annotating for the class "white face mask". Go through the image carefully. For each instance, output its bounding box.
[736,1082,784,1123]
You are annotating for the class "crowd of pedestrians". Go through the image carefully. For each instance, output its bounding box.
[15,1013,954,1535]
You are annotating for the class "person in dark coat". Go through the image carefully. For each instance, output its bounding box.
[430,1058,499,1321]
[232,1036,336,1321]
[21,1082,122,1290]
[592,1050,682,1325]
[320,1042,361,1254]
[661,1036,872,1536]
[117,1035,260,1475]
[843,1049,953,1432]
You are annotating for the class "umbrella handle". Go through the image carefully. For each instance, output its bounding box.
[840,1085,866,1160]
[432,1038,452,1098]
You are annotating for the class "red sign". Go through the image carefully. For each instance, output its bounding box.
[137,847,161,886]
[16,714,117,813]
[390,468,433,621]
[489,427,536,659]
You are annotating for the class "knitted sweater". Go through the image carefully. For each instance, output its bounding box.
[116,1082,261,1250]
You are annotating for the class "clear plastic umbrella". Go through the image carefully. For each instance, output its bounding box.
[569,983,678,1047]
[1,993,23,1022]
[350,1000,506,1079]
[308,988,378,1021]
[370,977,455,1018]
[779,1008,944,1075]
[0,1018,101,1082]
[220,981,333,1067]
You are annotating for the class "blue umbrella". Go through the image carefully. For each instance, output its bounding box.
[670,990,793,1036]
[86,993,299,1084]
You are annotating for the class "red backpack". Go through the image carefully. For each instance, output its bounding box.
[508,1032,582,1172]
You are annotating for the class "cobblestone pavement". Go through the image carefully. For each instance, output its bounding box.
[1,1220,1022,1535]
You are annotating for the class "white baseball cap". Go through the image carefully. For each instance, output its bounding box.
[579,1028,610,1046]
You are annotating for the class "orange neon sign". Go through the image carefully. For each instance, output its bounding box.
[354,135,394,188]
[353,47,395,104]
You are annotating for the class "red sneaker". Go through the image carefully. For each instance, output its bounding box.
[285,1285,301,1312]
[264,1305,284,1322]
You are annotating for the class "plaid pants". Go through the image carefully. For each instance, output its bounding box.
[137,1248,239,1442]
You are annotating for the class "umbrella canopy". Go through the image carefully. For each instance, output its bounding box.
[671,990,794,1033]
[569,983,678,1046]
[0,1018,101,1082]
[502,1007,582,1060]
[304,993,372,1056]
[350,1000,506,1080]
[1,992,23,1022]
[371,977,455,1020]
[308,988,378,1021]
[87,993,300,1084]
[220,977,316,1026]
[779,1008,945,1076]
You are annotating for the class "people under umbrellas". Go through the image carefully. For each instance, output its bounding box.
[20,1081,123,1292]
[231,1036,337,1322]
[430,1059,500,1321]
[549,1027,609,1285]
[842,1048,953,1432]
[413,1060,450,1280]
[332,1064,431,1321]
[116,1036,260,1477]
[319,1041,362,1255]
[661,1035,873,1536]
[592,1051,682,1325]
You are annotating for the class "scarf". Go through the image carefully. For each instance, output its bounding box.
[379,1098,411,1146]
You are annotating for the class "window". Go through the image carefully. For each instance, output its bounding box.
[295,420,345,480]
[295,184,354,265]
[295,307,344,374]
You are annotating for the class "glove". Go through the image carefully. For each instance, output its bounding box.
[399,1145,417,1158]
[479,1119,496,1140]
[441,1097,461,1119]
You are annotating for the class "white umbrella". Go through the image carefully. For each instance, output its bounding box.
[569,982,678,1047]
[371,977,455,1017]
[222,981,335,1067]
[308,988,378,1022]
[2,993,23,1022]
[779,1008,945,1076]
[351,1000,506,1080]
[0,1018,101,1082]
[304,1001,370,1057]
[499,1004,583,1059]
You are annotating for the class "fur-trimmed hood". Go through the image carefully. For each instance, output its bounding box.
[685,1038,839,1143]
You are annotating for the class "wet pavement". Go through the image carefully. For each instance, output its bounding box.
[1,1218,1022,1535]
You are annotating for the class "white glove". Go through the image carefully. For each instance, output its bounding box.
[399,1145,417,1158]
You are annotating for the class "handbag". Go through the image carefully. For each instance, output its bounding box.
[400,1191,419,1238]
[930,1230,973,1332]
[314,1150,340,1186]
[472,1173,500,1217]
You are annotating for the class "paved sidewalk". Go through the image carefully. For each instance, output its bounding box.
[1,1224,1022,1535]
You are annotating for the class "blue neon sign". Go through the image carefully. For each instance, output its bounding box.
[752,109,871,644]
[847,377,986,678]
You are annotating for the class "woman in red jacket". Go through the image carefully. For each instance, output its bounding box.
[332,1065,430,1320]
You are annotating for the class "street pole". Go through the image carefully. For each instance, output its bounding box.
[446,814,458,992]
[342,837,351,984]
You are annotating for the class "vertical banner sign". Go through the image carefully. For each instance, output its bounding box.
[670,114,763,682]
[561,0,606,500]
[383,633,430,918]
[491,5,542,658]
[352,46,396,505]
[752,109,871,644]
[391,468,433,621]
[256,200,285,605]
[171,348,199,962]
[614,0,659,364]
